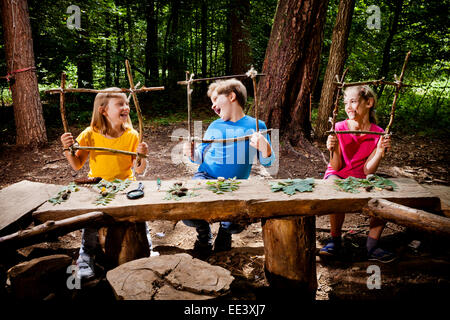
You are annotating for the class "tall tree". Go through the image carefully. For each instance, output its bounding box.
[230,0,252,74]
[145,0,159,86]
[377,0,403,97]
[315,0,355,140]
[0,0,47,146]
[77,11,93,88]
[258,0,329,146]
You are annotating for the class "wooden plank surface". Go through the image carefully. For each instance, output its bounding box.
[0,181,62,231]
[33,178,441,223]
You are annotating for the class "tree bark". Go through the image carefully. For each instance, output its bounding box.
[145,0,159,86]
[77,11,93,89]
[258,0,329,145]
[0,0,47,146]
[230,0,252,74]
[262,217,317,299]
[200,0,208,93]
[377,0,403,97]
[315,0,355,140]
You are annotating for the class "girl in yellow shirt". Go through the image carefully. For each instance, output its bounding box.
[60,88,152,279]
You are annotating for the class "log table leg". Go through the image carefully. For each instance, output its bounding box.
[99,222,150,268]
[262,216,317,300]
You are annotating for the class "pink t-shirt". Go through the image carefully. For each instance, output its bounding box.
[324,120,384,179]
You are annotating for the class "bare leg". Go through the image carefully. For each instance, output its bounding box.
[368,217,386,240]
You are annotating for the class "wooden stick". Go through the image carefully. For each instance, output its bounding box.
[249,67,260,132]
[125,60,143,143]
[177,73,266,85]
[363,198,450,237]
[326,130,386,136]
[334,79,410,88]
[46,87,165,94]
[385,51,411,135]
[170,129,273,143]
[186,71,193,143]
[329,68,348,159]
[71,145,148,158]
[60,73,69,133]
[0,211,112,249]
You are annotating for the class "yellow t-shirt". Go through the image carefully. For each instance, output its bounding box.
[76,127,139,181]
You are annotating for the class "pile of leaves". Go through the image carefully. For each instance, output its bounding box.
[164,182,198,201]
[93,179,131,206]
[334,175,397,193]
[270,178,315,195]
[48,182,80,205]
[206,177,241,194]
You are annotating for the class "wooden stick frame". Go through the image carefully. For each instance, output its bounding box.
[176,67,266,144]
[47,61,165,157]
[328,51,411,136]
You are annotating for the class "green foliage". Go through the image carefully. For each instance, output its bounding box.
[206,177,241,194]
[270,178,315,196]
[163,182,198,201]
[48,182,80,205]
[334,175,397,193]
[93,178,131,206]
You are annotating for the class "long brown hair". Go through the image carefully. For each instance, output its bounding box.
[344,85,378,124]
[90,88,132,135]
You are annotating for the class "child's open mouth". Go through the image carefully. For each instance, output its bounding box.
[120,112,129,120]
[213,107,221,116]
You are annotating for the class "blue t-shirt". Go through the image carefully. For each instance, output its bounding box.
[192,115,275,179]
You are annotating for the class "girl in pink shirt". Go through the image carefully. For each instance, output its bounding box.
[320,85,395,263]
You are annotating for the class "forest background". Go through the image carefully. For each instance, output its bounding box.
[0,0,448,145]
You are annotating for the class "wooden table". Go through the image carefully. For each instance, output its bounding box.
[30,178,442,298]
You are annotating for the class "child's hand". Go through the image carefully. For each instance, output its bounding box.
[61,132,75,149]
[137,142,149,156]
[326,135,338,152]
[377,135,391,155]
[250,132,271,158]
[183,141,195,160]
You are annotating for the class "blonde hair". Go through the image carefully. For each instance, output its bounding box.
[344,85,378,124]
[90,87,132,135]
[207,78,247,108]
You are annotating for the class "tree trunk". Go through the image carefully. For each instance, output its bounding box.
[377,0,403,97]
[166,0,182,88]
[0,0,47,146]
[230,0,252,74]
[262,216,317,299]
[200,0,207,93]
[258,0,329,145]
[145,0,159,86]
[77,11,93,89]
[315,0,355,140]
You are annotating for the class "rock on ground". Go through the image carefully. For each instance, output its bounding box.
[106,253,234,300]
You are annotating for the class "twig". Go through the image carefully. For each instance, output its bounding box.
[46,87,164,94]
[170,129,273,143]
[125,60,143,143]
[71,145,147,158]
[247,66,259,132]
[60,73,69,133]
[177,73,266,85]
[385,51,411,135]
[326,130,386,136]
[186,71,193,143]
[329,68,348,159]
[334,79,410,88]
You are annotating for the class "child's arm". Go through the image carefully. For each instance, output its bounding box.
[327,135,342,171]
[250,132,272,158]
[364,135,391,175]
[134,142,149,174]
[61,132,89,171]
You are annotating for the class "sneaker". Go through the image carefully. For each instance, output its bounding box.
[319,239,341,257]
[76,254,95,280]
[214,227,232,252]
[368,247,396,263]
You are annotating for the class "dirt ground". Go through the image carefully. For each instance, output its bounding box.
[0,122,449,301]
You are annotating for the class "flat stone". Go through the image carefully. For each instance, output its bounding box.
[7,254,72,299]
[106,253,234,300]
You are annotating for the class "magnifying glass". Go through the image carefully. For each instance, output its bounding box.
[127,182,145,200]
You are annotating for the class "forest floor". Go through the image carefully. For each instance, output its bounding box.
[0,121,449,302]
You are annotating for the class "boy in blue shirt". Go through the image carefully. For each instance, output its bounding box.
[183,78,275,256]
